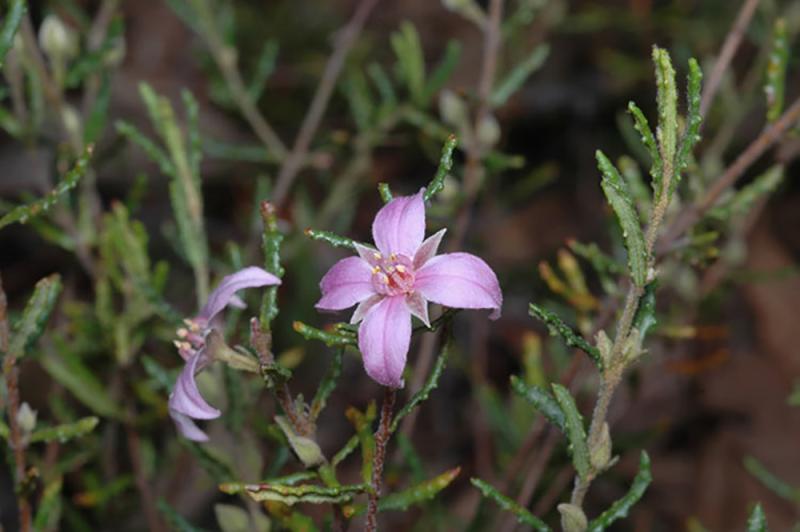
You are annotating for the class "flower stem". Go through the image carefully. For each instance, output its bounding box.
[366,387,397,532]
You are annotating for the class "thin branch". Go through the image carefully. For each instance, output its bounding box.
[1,275,31,532]
[660,95,800,251]
[271,0,380,208]
[699,0,760,118]
[366,387,396,532]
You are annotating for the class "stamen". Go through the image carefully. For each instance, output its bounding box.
[390,253,397,260]
[373,252,382,260]
[395,265,406,273]
[372,266,381,274]
[176,328,189,338]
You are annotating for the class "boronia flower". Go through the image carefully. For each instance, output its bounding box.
[315,189,502,388]
[169,266,280,441]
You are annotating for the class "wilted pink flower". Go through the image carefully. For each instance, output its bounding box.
[169,266,280,441]
[316,189,502,388]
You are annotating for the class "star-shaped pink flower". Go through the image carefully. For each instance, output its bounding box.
[169,266,280,441]
[315,189,502,388]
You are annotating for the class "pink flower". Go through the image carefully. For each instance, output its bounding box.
[169,266,280,441]
[315,189,502,388]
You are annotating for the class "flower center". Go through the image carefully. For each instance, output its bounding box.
[370,253,415,296]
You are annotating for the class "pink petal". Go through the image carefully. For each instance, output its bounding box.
[413,228,446,270]
[414,252,503,319]
[351,294,384,324]
[405,291,430,327]
[316,257,376,311]
[372,189,425,257]
[199,266,281,322]
[354,243,382,266]
[358,295,411,388]
[168,352,221,420]
[169,410,210,442]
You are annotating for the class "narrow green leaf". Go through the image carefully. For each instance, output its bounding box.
[652,46,677,179]
[390,340,449,434]
[597,150,648,286]
[0,146,93,231]
[33,477,62,531]
[424,135,458,202]
[510,375,565,432]
[158,499,206,532]
[551,384,590,479]
[182,90,202,179]
[116,121,176,176]
[529,303,603,368]
[221,481,366,505]
[344,67,373,130]
[40,351,124,419]
[746,503,768,532]
[470,478,550,531]
[491,44,550,107]
[346,403,376,485]
[248,39,279,102]
[84,73,112,144]
[9,274,62,357]
[627,102,661,187]
[181,440,236,483]
[331,434,359,467]
[0,0,25,69]
[765,19,788,123]
[588,451,652,531]
[674,57,703,182]
[421,40,462,104]
[292,321,356,347]
[744,456,800,503]
[632,281,657,341]
[259,201,284,329]
[30,416,98,444]
[391,21,425,106]
[304,228,357,250]
[368,62,397,109]
[310,348,343,421]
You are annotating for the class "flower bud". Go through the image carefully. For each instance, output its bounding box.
[439,89,469,129]
[275,416,324,468]
[38,15,79,62]
[590,422,612,471]
[476,113,500,148]
[17,402,37,435]
[595,329,613,367]
[558,503,588,532]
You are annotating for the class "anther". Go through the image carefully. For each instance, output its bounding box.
[395,265,406,273]
[176,328,189,338]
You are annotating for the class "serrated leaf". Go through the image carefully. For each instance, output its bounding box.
[588,451,652,531]
[746,503,767,532]
[9,274,62,357]
[259,201,284,329]
[652,46,677,178]
[424,134,458,202]
[0,146,93,231]
[470,478,550,531]
[359,467,461,513]
[596,150,648,287]
[491,44,549,107]
[674,57,702,184]
[627,102,661,187]
[551,384,590,479]
[292,321,355,347]
[30,416,98,444]
[390,340,449,434]
[0,0,25,69]
[529,303,603,368]
[220,481,366,505]
[510,375,565,432]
